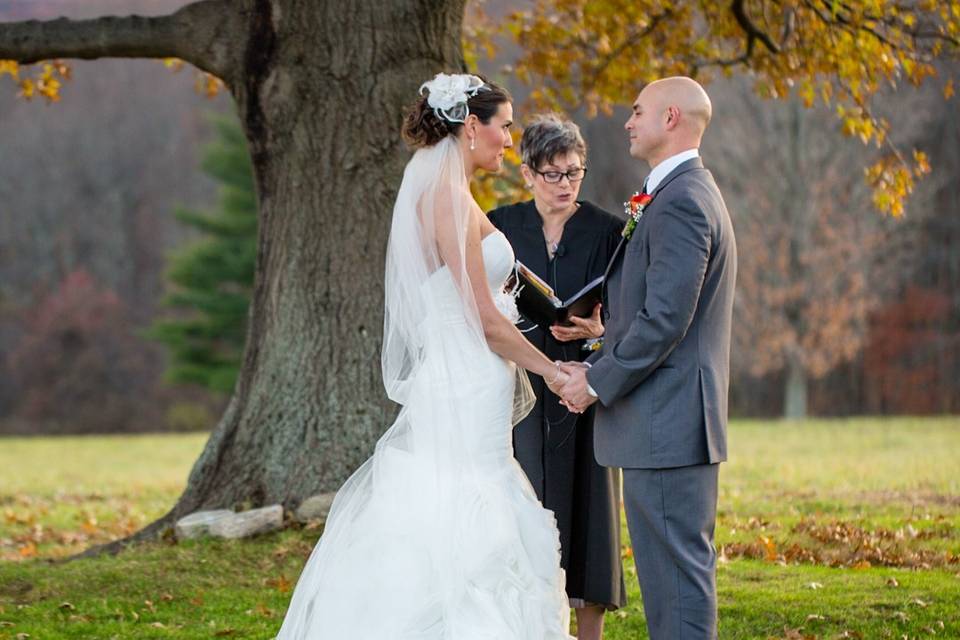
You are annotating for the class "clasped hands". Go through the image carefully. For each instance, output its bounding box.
[544,361,596,414]
[542,303,603,414]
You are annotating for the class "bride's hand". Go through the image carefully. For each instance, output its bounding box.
[545,366,570,398]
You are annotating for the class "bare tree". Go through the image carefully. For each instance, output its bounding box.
[703,78,903,418]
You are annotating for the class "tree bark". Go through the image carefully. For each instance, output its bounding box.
[3,0,468,553]
[0,0,242,79]
[784,355,808,419]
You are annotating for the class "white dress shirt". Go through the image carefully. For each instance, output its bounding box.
[644,148,700,193]
[585,148,701,399]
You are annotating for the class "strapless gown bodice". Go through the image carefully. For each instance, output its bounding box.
[425,230,517,327]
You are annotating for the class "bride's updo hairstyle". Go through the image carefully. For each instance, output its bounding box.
[402,73,511,148]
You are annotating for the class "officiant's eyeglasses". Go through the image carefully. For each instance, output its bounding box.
[534,167,587,184]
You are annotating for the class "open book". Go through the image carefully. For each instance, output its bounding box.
[505,260,603,330]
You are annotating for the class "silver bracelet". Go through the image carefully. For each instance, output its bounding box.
[545,360,562,385]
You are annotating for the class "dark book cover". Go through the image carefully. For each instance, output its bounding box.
[506,261,603,330]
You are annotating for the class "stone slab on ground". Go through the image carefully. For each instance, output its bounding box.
[174,509,235,540]
[294,493,336,523]
[208,504,284,539]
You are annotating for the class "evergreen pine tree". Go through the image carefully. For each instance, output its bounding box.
[148,116,256,393]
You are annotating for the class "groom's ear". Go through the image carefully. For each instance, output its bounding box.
[664,105,681,131]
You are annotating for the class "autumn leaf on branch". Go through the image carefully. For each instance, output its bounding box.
[492,0,960,216]
[163,56,225,98]
[0,59,70,102]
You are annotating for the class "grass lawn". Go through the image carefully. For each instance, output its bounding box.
[1,417,958,639]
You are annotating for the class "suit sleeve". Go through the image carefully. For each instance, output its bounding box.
[586,197,711,405]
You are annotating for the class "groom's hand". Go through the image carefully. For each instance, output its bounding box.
[558,363,597,413]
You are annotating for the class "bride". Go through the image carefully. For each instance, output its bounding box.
[275,73,576,639]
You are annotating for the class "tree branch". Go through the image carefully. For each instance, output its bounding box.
[731,0,781,55]
[689,0,781,74]
[0,0,242,83]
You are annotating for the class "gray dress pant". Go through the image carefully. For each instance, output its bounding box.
[622,464,719,639]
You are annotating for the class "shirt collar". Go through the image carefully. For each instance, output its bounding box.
[644,148,700,194]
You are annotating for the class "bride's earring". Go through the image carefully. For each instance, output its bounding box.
[469,137,476,151]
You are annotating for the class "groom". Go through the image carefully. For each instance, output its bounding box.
[559,77,736,639]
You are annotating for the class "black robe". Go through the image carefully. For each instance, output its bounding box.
[488,199,627,610]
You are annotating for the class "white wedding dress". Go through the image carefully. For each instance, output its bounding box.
[276,203,574,639]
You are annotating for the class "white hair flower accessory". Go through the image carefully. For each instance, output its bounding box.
[419,73,488,124]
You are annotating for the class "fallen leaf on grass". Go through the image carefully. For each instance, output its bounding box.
[806,582,824,590]
[760,536,778,562]
[57,602,75,611]
[150,622,166,628]
[891,611,910,622]
[4,509,34,526]
[886,577,900,587]
[0,621,14,627]
[214,628,237,636]
[266,575,292,594]
[837,631,863,639]
[78,511,100,535]
[15,634,30,639]
[805,614,825,622]
[911,598,930,608]
[772,626,815,639]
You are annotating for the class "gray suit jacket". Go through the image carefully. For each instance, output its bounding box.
[586,157,736,469]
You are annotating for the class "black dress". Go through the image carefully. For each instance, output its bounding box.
[488,199,627,610]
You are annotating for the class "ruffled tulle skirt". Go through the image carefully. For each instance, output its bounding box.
[275,320,573,639]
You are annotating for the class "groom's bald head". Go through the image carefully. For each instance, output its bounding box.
[644,76,712,135]
[626,76,712,167]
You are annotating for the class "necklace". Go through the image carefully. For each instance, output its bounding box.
[544,230,562,258]
[540,203,578,259]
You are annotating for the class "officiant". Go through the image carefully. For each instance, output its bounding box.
[488,114,626,638]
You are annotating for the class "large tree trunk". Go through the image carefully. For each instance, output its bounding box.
[179,0,468,515]
[1,0,469,549]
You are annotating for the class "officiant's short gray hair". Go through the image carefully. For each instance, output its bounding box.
[520,114,587,169]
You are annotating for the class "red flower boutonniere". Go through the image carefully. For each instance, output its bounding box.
[621,191,653,240]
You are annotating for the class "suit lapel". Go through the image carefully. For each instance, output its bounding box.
[600,157,706,315]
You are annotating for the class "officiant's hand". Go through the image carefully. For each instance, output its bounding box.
[550,303,603,342]
[557,362,597,413]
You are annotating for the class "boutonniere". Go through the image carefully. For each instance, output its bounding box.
[621,191,653,240]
